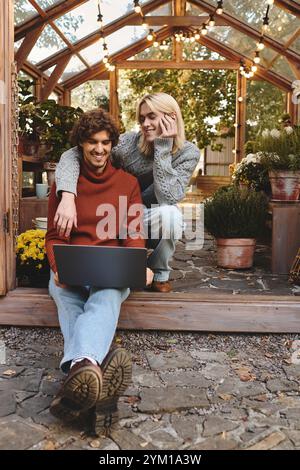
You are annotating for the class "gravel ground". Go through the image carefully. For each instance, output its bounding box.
[1,326,299,369]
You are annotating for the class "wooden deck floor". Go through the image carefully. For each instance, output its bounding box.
[0,288,300,333]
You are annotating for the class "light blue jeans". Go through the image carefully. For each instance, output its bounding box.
[144,205,183,282]
[49,271,130,373]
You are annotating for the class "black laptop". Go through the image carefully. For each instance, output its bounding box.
[53,245,147,288]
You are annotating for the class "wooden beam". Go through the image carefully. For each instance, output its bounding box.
[15,25,44,72]
[40,56,71,101]
[37,0,167,72]
[109,68,119,125]
[235,72,246,163]
[1,289,300,333]
[191,0,300,65]
[63,27,172,89]
[287,91,298,124]
[116,60,239,69]
[126,15,222,26]
[288,59,300,79]
[15,0,89,41]
[21,61,65,96]
[274,0,300,18]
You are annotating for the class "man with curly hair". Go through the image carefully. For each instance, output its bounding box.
[46,109,153,434]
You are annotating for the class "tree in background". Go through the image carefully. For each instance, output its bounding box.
[119,44,236,149]
[246,80,285,141]
[71,81,109,112]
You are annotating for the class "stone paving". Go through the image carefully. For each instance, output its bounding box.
[170,233,299,296]
[0,331,300,450]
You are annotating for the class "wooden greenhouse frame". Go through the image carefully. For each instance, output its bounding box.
[1,0,300,331]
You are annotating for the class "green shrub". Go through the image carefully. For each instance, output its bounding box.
[204,186,268,239]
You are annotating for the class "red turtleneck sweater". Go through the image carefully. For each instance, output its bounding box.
[46,160,145,273]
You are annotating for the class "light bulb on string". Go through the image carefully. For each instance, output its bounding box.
[134,0,142,14]
[201,24,208,35]
[257,38,265,50]
[209,15,215,27]
[147,29,154,41]
[216,1,223,15]
[194,30,200,40]
[254,51,260,64]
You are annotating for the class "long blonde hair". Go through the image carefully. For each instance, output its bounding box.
[136,92,185,156]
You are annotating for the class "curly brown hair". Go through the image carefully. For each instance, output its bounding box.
[70,108,119,148]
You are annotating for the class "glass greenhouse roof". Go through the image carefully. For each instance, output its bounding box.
[14,0,300,87]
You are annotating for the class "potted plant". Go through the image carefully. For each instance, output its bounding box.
[204,186,268,269]
[39,100,83,186]
[18,79,48,155]
[16,229,50,287]
[230,152,270,193]
[255,121,300,201]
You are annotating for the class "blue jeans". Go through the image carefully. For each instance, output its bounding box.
[144,205,183,282]
[49,271,130,373]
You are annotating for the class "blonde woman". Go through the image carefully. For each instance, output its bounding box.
[54,93,200,292]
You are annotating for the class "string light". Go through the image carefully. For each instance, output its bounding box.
[147,28,154,41]
[253,51,260,64]
[216,1,223,15]
[97,1,115,72]
[134,0,142,14]
[209,15,215,27]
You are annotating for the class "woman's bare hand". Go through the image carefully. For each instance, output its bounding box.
[146,267,154,286]
[159,113,177,138]
[54,192,77,238]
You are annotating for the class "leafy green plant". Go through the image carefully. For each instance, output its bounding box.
[39,100,83,162]
[204,186,268,239]
[18,79,48,141]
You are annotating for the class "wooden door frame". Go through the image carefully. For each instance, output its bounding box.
[0,0,16,296]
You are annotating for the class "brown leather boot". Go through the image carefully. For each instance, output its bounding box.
[50,359,102,422]
[151,280,172,293]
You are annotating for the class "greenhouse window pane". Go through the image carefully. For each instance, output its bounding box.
[34,0,65,9]
[131,40,173,60]
[79,40,104,66]
[147,3,172,16]
[201,0,299,44]
[260,48,277,67]
[54,0,139,45]
[27,25,68,64]
[183,43,226,61]
[14,38,25,52]
[105,26,146,56]
[59,56,87,83]
[270,56,296,81]
[208,26,257,58]
[14,0,39,25]
[44,65,56,77]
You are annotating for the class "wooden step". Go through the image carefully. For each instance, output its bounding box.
[0,289,300,333]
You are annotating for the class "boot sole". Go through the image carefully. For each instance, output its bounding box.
[94,348,132,436]
[50,366,102,422]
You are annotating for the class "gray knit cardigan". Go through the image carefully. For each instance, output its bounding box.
[55,131,200,205]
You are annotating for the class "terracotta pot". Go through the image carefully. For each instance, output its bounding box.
[269,170,300,201]
[216,238,256,269]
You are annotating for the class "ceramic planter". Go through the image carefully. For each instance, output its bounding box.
[216,238,256,269]
[269,170,300,201]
